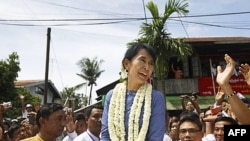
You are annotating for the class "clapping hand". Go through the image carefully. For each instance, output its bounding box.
[216,54,236,86]
[239,63,250,86]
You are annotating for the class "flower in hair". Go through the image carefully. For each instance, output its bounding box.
[119,66,128,82]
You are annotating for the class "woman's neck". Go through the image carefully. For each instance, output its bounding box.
[126,78,144,91]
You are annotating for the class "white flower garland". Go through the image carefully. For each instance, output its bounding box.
[108,81,152,141]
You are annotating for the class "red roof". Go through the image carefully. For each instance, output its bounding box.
[14,80,43,86]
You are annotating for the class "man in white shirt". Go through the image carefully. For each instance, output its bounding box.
[63,112,87,141]
[211,63,217,77]
[74,105,103,141]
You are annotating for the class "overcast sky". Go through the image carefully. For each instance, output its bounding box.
[1,0,250,103]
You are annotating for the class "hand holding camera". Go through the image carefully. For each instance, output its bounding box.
[2,102,12,109]
[28,113,36,125]
[180,95,190,99]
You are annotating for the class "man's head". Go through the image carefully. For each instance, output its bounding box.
[213,116,238,141]
[8,123,22,140]
[25,104,33,112]
[191,92,199,101]
[212,63,217,68]
[179,112,203,141]
[36,103,66,140]
[74,112,87,135]
[186,101,195,111]
[85,105,103,137]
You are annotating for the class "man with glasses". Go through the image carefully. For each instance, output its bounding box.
[179,112,204,141]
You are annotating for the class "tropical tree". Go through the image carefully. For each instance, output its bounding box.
[0,52,20,102]
[76,57,105,105]
[0,52,40,118]
[128,0,193,95]
[60,85,88,108]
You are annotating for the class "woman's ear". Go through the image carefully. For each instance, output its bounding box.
[123,59,130,71]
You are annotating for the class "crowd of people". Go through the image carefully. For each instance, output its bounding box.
[1,43,250,141]
[164,54,250,141]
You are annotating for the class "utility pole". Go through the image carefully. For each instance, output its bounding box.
[44,27,51,104]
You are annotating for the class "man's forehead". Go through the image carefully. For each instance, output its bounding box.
[49,109,65,117]
[180,121,199,128]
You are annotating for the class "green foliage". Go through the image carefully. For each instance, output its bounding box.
[128,0,192,80]
[4,87,41,119]
[0,52,40,119]
[60,85,89,108]
[61,87,77,99]
[0,52,20,102]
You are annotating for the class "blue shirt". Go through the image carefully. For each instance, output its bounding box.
[100,89,166,141]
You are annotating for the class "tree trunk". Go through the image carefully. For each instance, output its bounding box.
[88,85,93,105]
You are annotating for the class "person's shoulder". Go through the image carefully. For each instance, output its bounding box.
[152,89,164,96]
[62,135,69,141]
[202,133,215,141]
[104,89,114,100]
[106,89,114,96]
[163,133,172,141]
[73,131,88,141]
[20,135,40,141]
[151,90,165,103]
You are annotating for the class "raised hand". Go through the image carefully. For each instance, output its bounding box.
[215,87,225,105]
[19,94,25,99]
[239,63,250,86]
[216,54,236,95]
[65,108,75,133]
[216,54,236,86]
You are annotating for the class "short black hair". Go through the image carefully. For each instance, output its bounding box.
[85,105,103,118]
[8,123,21,139]
[214,116,238,125]
[179,112,202,131]
[74,112,86,122]
[36,103,64,128]
[179,110,199,120]
[191,92,199,99]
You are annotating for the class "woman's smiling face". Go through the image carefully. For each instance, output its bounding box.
[124,48,154,87]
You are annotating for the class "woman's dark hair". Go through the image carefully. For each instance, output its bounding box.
[169,116,179,131]
[36,103,64,128]
[122,43,156,67]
